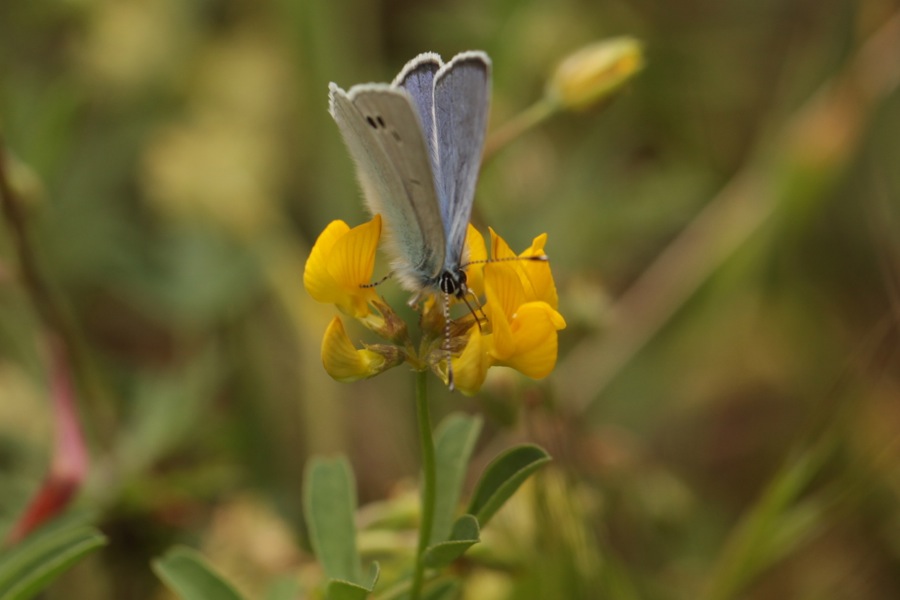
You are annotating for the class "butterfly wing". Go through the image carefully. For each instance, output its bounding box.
[329,83,446,290]
[394,52,442,174]
[433,52,491,271]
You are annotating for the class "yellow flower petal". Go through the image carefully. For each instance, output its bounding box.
[488,228,558,309]
[463,224,487,297]
[484,262,526,322]
[518,233,558,309]
[303,216,382,319]
[495,302,566,379]
[321,317,389,382]
[451,327,493,396]
[488,226,516,261]
[327,214,381,291]
[482,263,523,361]
[303,219,350,302]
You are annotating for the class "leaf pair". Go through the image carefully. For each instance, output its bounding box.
[421,413,551,570]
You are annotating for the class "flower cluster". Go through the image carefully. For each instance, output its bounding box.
[303,215,565,395]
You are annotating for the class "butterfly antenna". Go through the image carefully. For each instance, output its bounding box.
[360,272,393,289]
[461,253,548,269]
[443,291,455,391]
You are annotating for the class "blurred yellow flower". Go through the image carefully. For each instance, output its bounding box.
[546,37,644,112]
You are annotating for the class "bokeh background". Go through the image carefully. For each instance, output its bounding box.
[2,0,900,598]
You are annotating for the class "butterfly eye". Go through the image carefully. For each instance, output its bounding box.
[454,270,468,298]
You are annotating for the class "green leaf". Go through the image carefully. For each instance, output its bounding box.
[466,444,551,527]
[421,579,461,600]
[264,576,302,600]
[423,515,480,568]
[152,546,245,600]
[430,414,482,546]
[327,562,379,600]
[303,456,362,584]
[0,518,106,600]
[327,580,370,600]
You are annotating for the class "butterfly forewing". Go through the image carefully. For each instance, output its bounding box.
[433,52,491,271]
[329,83,446,289]
[394,53,443,173]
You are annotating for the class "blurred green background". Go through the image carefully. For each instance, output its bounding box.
[2,0,900,598]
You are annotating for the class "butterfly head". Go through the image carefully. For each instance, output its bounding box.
[438,268,468,299]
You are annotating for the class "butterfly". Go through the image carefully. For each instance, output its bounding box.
[328,51,491,302]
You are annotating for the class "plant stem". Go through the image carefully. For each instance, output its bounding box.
[0,139,114,441]
[482,97,558,163]
[410,369,436,600]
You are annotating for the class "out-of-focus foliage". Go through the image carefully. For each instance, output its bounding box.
[2,0,900,599]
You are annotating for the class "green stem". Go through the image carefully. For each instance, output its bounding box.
[482,97,558,163]
[410,369,436,600]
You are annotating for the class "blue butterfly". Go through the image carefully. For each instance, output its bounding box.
[328,51,491,301]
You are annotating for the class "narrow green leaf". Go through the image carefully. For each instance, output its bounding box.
[152,546,245,600]
[303,456,362,584]
[0,522,106,600]
[430,414,482,546]
[705,444,830,600]
[0,511,95,578]
[466,444,551,527]
[423,515,480,568]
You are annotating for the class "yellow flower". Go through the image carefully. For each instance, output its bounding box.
[321,317,404,381]
[303,216,381,319]
[451,233,566,395]
[304,217,564,394]
[483,263,566,376]
[546,37,644,112]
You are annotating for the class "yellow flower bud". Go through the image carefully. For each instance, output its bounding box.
[546,37,644,112]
